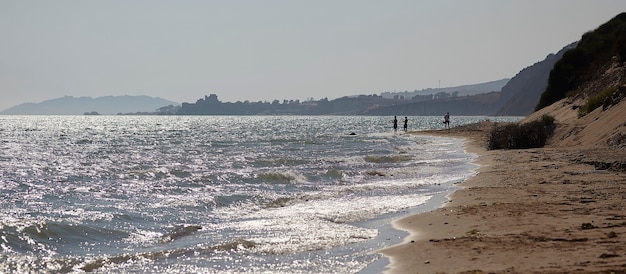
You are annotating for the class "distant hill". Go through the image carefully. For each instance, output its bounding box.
[178,92,503,116]
[0,95,179,115]
[381,78,510,99]
[365,92,500,116]
[495,43,577,116]
[177,78,512,116]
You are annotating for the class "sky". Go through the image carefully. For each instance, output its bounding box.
[1,1,625,111]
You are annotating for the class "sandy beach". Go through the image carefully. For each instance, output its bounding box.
[379,115,626,273]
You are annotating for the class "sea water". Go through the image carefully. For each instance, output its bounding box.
[0,115,521,273]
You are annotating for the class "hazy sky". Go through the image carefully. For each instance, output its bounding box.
[1,1,625,111]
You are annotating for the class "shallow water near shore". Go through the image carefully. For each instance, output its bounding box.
[0,115,520,273]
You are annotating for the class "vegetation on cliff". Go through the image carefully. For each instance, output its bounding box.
[498,13,626,151]
[577,86,618,117]
[537,12,626,110]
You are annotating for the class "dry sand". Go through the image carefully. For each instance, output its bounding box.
[379,119,626,273]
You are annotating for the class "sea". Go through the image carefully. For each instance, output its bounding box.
[0,115,521,273]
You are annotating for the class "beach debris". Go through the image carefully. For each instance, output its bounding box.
[366,170,385,176]
[581,222,598,230]
[579,198,596,204]
[529,235,588,242]
[607,131,626,148]
[466,229,481,237]
[599,253,620,259]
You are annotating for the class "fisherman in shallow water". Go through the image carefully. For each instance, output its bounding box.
[443,112,450,129]
[403,116,408,132]
[393,116,398,132]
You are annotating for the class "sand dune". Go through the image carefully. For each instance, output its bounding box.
[379,97,626,273]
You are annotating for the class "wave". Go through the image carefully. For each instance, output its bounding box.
[324,169,344,180]
[0,238,260,273]
[0,220,130,255]
[257,171,307,184]
[264,197,296,208]
[214,194,255,208]
[363,154,412,163]
[160,224,202,243]
[79,239,259,271]
[0,219,257,273]
[252,158,309,167]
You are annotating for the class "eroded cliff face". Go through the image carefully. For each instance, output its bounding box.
[495,43,576,116]
[525,59,626,149]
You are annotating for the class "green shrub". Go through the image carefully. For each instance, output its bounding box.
[540,114,556,135]
[578,86,617,117]
[487,116,556,150]
[540,114,555,127]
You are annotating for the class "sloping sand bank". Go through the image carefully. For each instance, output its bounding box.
[379,117,626,273]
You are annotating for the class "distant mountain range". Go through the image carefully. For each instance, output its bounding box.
[373,42,577,116]
[0,95,179,115]
[175,41,576,116]
[380,78,510,99]
[1,40,575,116]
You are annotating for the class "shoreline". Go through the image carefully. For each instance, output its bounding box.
[378,122,626,273]
[357,132,480,274]
[360,135,479,274]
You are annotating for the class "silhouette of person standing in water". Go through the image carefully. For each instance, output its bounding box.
[403,117,408,132]
[393,116,398,132]
[444,112,450,129]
